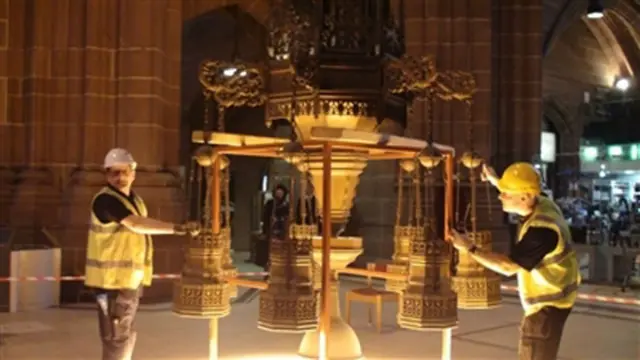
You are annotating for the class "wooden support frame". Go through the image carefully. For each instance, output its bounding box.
[201,128,457,360]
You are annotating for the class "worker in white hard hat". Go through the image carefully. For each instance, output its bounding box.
[85,148,200,360]
[447,162,580,360]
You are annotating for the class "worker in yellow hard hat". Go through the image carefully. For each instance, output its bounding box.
[86,148,201,360]
[447,162,580,360]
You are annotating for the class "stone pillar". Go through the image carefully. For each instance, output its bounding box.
[0,0,187,303]
[492,1,544,168]
[404,0,543,251]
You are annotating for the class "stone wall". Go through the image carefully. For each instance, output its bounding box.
[0,0,571,304]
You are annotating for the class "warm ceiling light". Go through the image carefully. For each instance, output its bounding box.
[614,77,631,91]
[587,0,604,19]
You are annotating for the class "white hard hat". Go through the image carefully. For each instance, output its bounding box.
[104,148,137,169]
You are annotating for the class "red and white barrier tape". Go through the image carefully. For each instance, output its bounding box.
[500,284,640,307]
[0,273,637,307]
[0,272,268,283]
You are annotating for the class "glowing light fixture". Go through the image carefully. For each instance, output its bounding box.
[586,0,604,19]
[582,146,598,161]
[614,77,631,92]
[608,145,623,157]
[222,68,248,77]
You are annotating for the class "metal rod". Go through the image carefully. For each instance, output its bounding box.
[444,154,454,236]
[336,268,406,281]
[212,161,221,233]
[209,318,219,360]
[223,277,268,290]
[319,142,332,360]
[210,158,221,360]
[441,328,452,360]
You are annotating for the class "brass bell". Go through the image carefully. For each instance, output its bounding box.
[193,145,216,167]
[399,159,417,173]
[280,142,306,169]
[459,151,483,170]
[418,144,443,169]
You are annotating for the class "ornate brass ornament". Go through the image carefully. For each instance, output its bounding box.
[258,156,319,333]
[173,153,232,318]
[398,157,458,330]
[451,100,502,309]
[450,15,502,310]
[387,160,420,293]
[199,60,267,132]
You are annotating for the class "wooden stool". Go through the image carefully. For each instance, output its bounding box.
[344,262,398,333]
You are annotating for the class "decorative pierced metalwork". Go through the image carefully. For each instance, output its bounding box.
[398,157,458,331]
[258,160,318,333]
[451,14,502,309]
[387,55,477,102]
[173,155,234,318]
[199,60,266,109]
[267,0,315,61]
[451,231,501,309]
[387,159,419,293]
[387,52,483,331]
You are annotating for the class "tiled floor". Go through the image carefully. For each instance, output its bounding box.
[1,281,638,360]
[0,254,638,360]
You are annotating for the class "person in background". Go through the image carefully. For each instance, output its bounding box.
[610,195,631,247]
[85,148,200,360]
[257,183,289,271]
[448,162,580,360]
[296,181,319,226]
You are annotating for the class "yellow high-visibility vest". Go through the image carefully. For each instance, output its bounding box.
[517,197,580,316]
[84,186,153,290]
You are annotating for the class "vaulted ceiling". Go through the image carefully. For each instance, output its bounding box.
[542,0,640,137]
[544,0,639,88]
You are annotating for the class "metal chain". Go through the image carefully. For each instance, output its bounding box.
[203,166,212,228]
[454,162,461,229]
[218,106,225,132]
[485,180,493,222]
[289,168,296,220]
[470,156,477,237]
[395,165,403,226]
[203,91,211,130]
[423,169,430,232]
[224,168,231,228]
[426,89,435,143]
[408,169,414,227]
[301,171,307,224]
[407,102,415,137]
[187,158,197,221]
[414,164,422,227]
[466,101,474,152]
[196,165,204,225]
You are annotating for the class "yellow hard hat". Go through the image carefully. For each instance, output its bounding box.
[496,162,541,195]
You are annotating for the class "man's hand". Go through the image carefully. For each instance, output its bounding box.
[446,229,473,252]
[174,221,201,237]
[481,164,499,186]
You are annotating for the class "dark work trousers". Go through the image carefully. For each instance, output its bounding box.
[519,306,572,360]
[95,288,142,360]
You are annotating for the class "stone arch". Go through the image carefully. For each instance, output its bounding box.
[542,0,640,196]
[543,98,583,196]
[181,3,273,252]
[543,98,573,136]
[182,0,270,25]
[545,0,640,81]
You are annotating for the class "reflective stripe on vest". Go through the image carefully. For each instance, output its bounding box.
[85,187,153,289]
[523,281,579,306]
[536,241,573,269]
[518,197,580,315]
[85,259,151,269]
[89,223,123,234]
